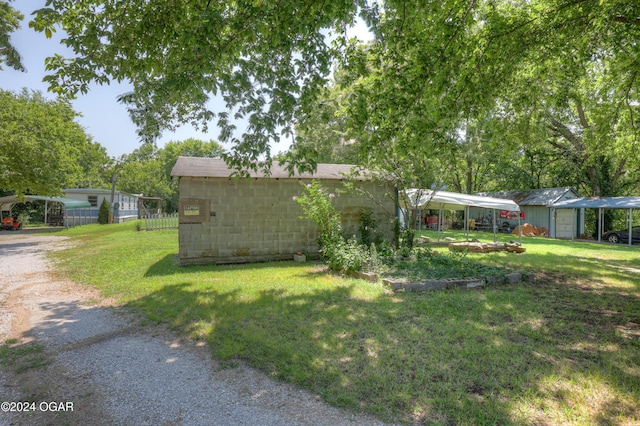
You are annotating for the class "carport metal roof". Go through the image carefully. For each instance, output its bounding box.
[401,189,520,211]
[550,196,640,209]
[401,189,521,243]
[0,195,91,210]
[550,196,640,245]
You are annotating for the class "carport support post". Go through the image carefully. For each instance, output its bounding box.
[598,208,603,243]
[629,208,633,247]
[464,206,469,241]
[492,209,497,242]
[437,204,443,242]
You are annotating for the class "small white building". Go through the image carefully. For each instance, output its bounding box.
[63,188,141,224]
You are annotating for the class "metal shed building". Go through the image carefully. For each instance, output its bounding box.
[472,187,583,238]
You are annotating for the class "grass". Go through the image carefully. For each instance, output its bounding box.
[50,222,640,425]
[0,339,51,373]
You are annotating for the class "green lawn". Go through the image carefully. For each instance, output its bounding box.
[51,223,640,425]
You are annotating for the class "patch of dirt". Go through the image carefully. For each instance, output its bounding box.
[0,234,115,425]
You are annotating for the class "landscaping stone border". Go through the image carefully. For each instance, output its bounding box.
[382,272,530,292]
[345,270,533,292]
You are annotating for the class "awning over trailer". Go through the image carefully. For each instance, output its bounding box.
[0,195,91,210]
[401,189,520,211]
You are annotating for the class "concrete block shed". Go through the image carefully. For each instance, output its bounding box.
[170,157,395,265]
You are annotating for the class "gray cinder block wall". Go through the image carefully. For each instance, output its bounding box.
[171,158,396,265]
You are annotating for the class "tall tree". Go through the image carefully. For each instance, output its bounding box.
[0,89,93,197]
[499,50,640,197]
[73,139,113,189]
[115,143,169,211]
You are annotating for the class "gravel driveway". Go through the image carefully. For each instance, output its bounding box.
[0,233,393,426]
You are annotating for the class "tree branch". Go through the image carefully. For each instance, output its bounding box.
[548,117,585,154]
[610,158,627,191]
[612,16,640,25]
[575,98,590,129]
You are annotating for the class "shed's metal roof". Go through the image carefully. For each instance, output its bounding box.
[478,187,580,206]
[0,195,91,210]
[170,157,362,179]
[551,197,640,209]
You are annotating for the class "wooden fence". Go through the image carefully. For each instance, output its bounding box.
[143,213,178,231]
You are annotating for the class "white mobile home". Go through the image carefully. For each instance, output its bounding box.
[63,188,141,224]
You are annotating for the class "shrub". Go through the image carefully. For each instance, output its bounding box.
[294,180,343,251]
[17,213,30,227]
[329,237,372,272]
[359,208,375,246]
[98,198,110,224]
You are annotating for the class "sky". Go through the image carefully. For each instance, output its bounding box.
[1,2,369,159]
[1,2,231,158]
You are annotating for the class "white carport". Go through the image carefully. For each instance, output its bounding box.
[551,196,640,246]
[401,189,521,242]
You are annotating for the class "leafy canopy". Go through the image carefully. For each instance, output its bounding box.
[26,0,640,177]
[30,0,368,174]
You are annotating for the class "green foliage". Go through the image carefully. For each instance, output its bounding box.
[294,180,343,262]
[74,140,113,189]
[97,198,110,224]
[0,339,50,373]
[358,207,378,247]
[29,0,363,175]
[0,0,24,71]
[16,211,29,226]
[22,0,640,192]
[0,89,93,197]
[288,83,361,165]
[384,246,505,282]
[294,181,386,272]
[294,180,433,273]
[324,236,372,272]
